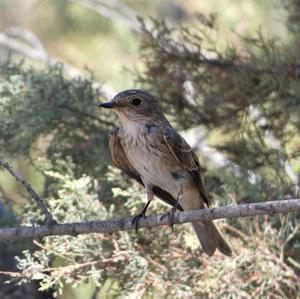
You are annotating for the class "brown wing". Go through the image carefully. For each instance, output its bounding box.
[162,127,210,206]
[109,128,143,184]
[109,128,183,211]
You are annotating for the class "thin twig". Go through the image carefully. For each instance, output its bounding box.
[0,258,115,279]
[0,184,13,209]
[0,199,299,241]
[0,30,115,98]
[280,223,300,261]
[0,157,55,225]
[57,103,115,126]
[0,270,22,278]
[69,0,142,32]
[91,286,100,299]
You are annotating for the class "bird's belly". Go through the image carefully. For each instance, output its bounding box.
[127,143,185,196]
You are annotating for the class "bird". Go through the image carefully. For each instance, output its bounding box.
[98,89,232,256]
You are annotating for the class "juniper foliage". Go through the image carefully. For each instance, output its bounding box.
[0,10,299,299]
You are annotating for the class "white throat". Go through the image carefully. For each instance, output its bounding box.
[122,119,146,137]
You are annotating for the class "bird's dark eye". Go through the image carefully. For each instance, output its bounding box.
[132,98,141,106]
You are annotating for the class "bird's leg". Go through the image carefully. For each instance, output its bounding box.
[160,184,183,232]
[132,184,153,232]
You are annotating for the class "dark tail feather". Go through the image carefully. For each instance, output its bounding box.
[192,221,232,256]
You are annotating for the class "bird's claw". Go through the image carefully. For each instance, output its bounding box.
[132,213,147,232]
[160,206,177,232]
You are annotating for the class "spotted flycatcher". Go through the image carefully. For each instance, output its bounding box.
[99,89,232,256]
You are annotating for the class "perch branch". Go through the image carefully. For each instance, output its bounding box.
[0,157,55,225]
[0,199,299,241]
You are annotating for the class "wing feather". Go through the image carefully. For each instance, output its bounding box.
[162,127,210,206]
[109,128,142,184]
[163,127,199,171]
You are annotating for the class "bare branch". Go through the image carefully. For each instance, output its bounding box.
[5,26,46,52]
[184,127,261,184]
[0,199,299,241]
[0,30,115,98]
[69,0,142,32]
[0,157,55,225]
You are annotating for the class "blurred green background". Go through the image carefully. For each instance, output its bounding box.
[0,0,290,90]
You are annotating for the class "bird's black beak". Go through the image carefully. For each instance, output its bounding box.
[98,101,114,109]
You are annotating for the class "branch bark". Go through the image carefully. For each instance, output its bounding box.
[0,199,299,241]
[69,0,142,32]
[0,157,55,225]
[0,29,115,98]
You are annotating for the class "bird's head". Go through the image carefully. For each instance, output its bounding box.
[98,89,168,125]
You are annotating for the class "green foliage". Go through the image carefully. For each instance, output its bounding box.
[136,15,300,194]
[13,160,300,299]
[16,159,110,296]
[285,0,300,35]
[134,17,300,293]
[0,6,300,299]
[0,62,112,177]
